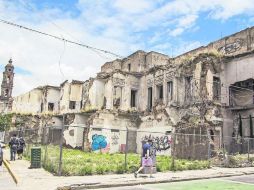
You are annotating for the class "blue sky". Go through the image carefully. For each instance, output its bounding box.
[8,0,254,56]
[0,0,254,95]
[0,64,31,75]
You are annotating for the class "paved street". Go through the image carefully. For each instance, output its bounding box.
[0,165,20,190]
[3,149,254,190]
[99,175,254,190]
[227,174,254,184]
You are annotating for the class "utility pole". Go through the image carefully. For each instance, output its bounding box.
[58,114,65,176]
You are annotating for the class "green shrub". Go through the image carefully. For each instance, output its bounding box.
[157,162,170,172]
[79,165,93,175]
[96,165,106,174]
[24,145,212,176]
[128,165,138,173]
[249,157,254,162]
[85,158,92,162]
[116,164,125,174]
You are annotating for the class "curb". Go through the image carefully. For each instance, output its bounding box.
[3,159,19,184]
[57,171,254,190]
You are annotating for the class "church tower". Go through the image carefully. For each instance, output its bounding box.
[0,59,14,112]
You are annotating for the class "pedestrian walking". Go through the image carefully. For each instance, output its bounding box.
[9,134,18,161]
[17,137,25,159]
[134,140,153,178]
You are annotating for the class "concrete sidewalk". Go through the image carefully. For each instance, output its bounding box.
[4,151,254,190]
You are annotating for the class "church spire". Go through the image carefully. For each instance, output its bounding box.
[0,58,15,112]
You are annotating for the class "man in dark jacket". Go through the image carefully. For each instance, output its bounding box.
[9,134,18,161]
[17,137,25,159]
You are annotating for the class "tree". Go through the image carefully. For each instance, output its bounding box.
[0,114,12,132]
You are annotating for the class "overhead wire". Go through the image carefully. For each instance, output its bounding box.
[2,2,254,104]
[1,18,252,92]
[16,0,115,81]
[0,18,123,59]
[58,37,66,80]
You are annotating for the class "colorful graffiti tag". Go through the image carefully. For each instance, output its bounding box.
[142,135,172,152]
[91,134,107,151]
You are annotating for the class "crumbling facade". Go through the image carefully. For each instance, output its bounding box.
[12,85,60,114]
[10,26,254,158]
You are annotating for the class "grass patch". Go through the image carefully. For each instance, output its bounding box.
[24,145,210,176]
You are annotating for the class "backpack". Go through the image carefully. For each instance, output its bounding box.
[10,137,18,149]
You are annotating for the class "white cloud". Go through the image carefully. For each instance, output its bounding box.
[168,14,198,36]
[178,15,198,27]
[0,1,137,96]
[113,0,154,14]
[209,0,254,20]
[169,28,184,37]
[0,0,254,96]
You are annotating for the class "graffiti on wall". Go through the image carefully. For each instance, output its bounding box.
[142,134,172,152]
[91,134,108,151]
[218,38,244,54]
[111,133,119,145]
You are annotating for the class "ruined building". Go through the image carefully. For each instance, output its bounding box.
[0,59,14,112]
[10,26,254,158]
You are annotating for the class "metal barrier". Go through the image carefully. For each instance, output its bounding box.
[6,126,254,176]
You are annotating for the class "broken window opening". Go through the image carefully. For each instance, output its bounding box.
[48,103,54,111]
[131,89,137,108]
[167,81,173,101]
[185,76,193,102]
[111,129,120,132]
[93,128,102,131]
[69,101,76,110]
[128,64,131,72]
[41,103,44,112]
[229,87,233,107]
[229,79,254,107]
[148,87,153,111]
[113,86,122,108]
[156,85,163,101]
[209,129,215,141]
[80,100,83,109]
[213,77,221,100]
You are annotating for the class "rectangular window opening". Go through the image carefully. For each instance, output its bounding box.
[111,129,120,132]
[80,100,83,109]
[92,128,102,131]
[157,85,163,100]
[128,64,131,72]
[48,103,54,111]
[148,87,153,111]
[167,81,173,101]
[41,103,44,112]
[213,77,221,100]
[113,86,122,108]
[69,101,76,110]
[185,76,193,101]
[131,90,137,107]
